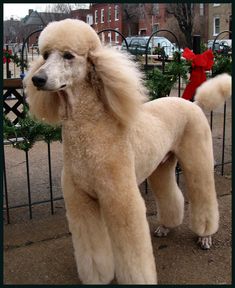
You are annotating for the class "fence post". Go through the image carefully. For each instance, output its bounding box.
[6,44,12,78]
[193,35,201,54]
[3,145,10,224]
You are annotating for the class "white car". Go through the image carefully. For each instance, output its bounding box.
[122,36,177,58]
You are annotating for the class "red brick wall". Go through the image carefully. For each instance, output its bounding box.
[91,3,123,44]
[138,4,167,36]
[71,9,91,22]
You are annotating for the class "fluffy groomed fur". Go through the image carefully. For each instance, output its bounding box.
[88,47,148,124]
[24,56,61,123]
[194,73,231,110]
[24,19,231,284]
[24,19,147,125]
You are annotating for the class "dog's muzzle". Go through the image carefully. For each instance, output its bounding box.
[32,72,48,88]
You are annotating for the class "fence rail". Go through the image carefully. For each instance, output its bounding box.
[3,29,232,223]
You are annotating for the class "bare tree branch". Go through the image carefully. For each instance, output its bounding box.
[122,4,140,36]
[166,3,194,48]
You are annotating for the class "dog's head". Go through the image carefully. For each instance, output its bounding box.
[24,19,148,125]
[29,19,101,91]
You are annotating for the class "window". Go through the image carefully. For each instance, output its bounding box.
[115,5,119,21]
[108,7,111,22]
[86,14,93,25]
[214,17,220,35]
[101,9,104,23]
[108,32,112,43]
[139,4,145,19]
[153,3,159,15]
[199,4,204,16]
[95,10,98,24]
[152,23,159,33]
[115,28,119,43]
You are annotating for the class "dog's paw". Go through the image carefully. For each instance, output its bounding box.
[154,225,170,237]
[197,235,212,250]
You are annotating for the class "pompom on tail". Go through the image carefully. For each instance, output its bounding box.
[194,73,232,110]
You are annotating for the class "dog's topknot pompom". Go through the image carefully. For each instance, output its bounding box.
[38,19,101,55]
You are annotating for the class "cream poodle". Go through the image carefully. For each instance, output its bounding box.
[24,19,232,284]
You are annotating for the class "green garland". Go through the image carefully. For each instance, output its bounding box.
[4,108,62,151]
[145,51,190,100]
[3,48,28,68]
[213,52,232,76]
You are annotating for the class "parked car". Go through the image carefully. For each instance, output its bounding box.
[208,39,232,54]
[122,36,177,58]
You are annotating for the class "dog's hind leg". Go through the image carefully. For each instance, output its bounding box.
[175,117,219,249]
[62,169,114,284]
[148,154,184,236]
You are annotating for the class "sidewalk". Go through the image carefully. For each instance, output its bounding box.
[4,173,231,285]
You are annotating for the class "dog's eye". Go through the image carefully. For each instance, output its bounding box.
[63,52,75,60]
[43,52,49,60]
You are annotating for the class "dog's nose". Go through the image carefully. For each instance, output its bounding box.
[32,72,48,88]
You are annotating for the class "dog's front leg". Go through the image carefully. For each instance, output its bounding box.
[62,169,115,284]
[97,167,157,284]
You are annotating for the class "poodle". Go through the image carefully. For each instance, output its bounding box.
[23,19,232,284]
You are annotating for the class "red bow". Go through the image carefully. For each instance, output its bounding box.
[181,48,214,101]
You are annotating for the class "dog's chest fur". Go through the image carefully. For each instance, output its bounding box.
[61,119,131,194]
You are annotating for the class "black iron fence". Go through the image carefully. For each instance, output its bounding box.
[3,28,232,223]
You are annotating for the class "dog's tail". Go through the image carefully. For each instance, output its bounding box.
[194,73,232,110]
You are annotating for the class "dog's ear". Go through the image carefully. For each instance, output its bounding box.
[88,47,148,125]
[23,57,61,124]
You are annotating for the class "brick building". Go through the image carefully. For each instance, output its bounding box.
[89,3,170,44]
[88,4,211,47]
[162,3,210,47]
[138,3,167,36]
[71,8,92,23]
[194,3,209,45]
[91,3,123,45]
[208,3,232,40]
